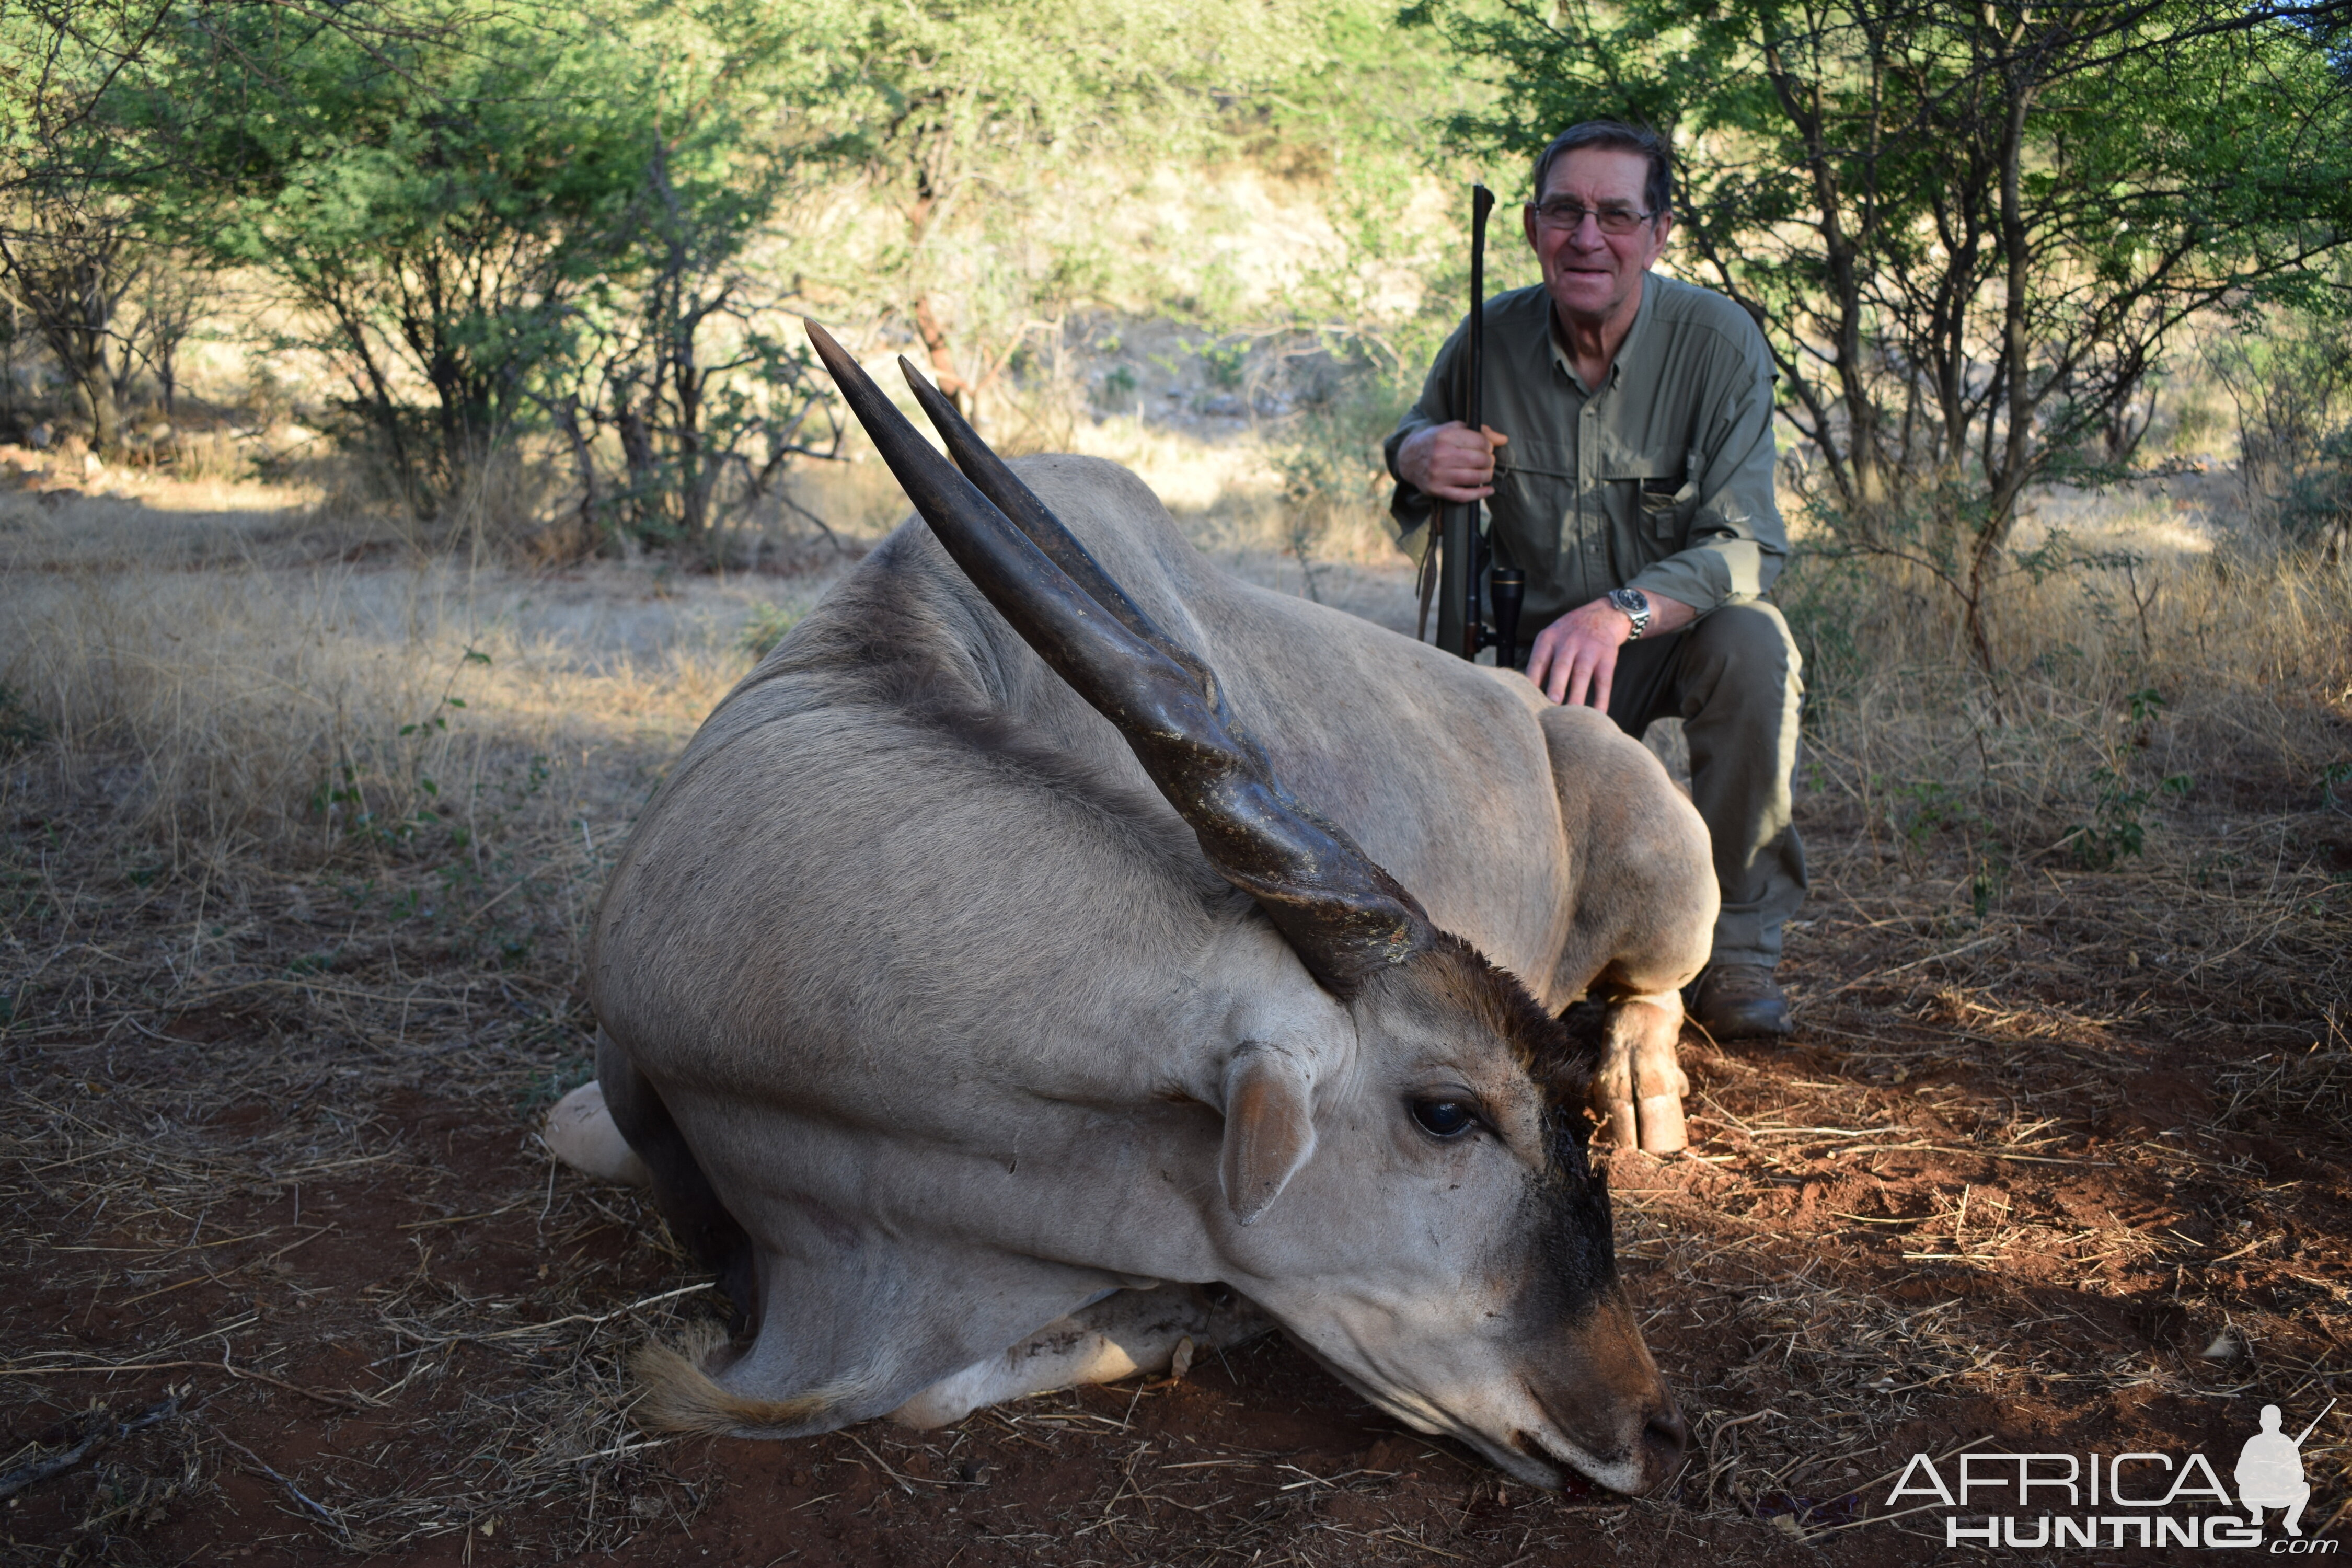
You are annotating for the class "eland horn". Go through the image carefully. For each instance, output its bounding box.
[803,317,1432,993]
[897,364,1211,690]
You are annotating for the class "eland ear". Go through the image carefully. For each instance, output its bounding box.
[1219,1047,1318,1226]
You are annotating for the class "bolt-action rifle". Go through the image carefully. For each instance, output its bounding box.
[1428,185,1525,670]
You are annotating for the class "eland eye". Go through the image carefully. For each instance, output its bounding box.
[1410,1098,1477,1139]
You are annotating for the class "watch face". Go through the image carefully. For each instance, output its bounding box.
[1609,588,1648,638]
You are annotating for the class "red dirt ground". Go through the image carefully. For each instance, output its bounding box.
[4,813,2348,1566]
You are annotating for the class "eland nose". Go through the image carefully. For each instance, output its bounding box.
[1641,1402,1690,1488]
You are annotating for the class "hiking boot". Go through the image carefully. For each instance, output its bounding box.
[1690,964,1793,1040]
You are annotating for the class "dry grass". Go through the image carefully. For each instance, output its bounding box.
[1644,490,2352,1551]
[1,443,2347,1564]
[0,469,849,861]
[1608,842,2352,1553]
[1779,480,2352,873]
[0,469,861,1562]
[0,1036,720,1556]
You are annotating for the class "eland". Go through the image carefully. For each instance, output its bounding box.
[549,320,1715,1494]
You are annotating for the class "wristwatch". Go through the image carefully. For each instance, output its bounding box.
[1606,587,1652,641]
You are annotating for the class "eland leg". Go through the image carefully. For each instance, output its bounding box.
[592,1033,761,1329]
[890,1285,1269,1429]
[1535,703,1715,1159]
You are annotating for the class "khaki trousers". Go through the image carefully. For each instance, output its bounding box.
[1600,601,1807,969]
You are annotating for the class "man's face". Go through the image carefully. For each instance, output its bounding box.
[1524,147,1672,332]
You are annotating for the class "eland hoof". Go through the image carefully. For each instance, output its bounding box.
[1589,997,1692,1155]
[1634,1092,1688,1155]
[544,1081,652,1187]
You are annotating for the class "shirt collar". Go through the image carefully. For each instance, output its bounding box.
[1549,271,1659,396]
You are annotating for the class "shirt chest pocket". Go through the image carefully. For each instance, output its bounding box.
[1492,435,1576,565]
[1604,447,1701,543]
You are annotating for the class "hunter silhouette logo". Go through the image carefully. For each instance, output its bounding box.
[1886,1398,2339,1550]
[2239,1401,2330,1538]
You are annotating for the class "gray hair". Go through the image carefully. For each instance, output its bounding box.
[1531,122,1674,220]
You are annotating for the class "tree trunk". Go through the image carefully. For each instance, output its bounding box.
[913,291,969,414]
[25,256,126,455]
[550,393,599,551]
[70,352,119,455]
[328,296,426,519]
[1962,66,2042,682]
[617,382,661,536]
[904,183,971,417]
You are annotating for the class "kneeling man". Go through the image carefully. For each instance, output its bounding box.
[1387,120,1805,1039]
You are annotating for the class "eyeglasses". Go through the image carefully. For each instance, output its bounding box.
[1529,199,1657,236]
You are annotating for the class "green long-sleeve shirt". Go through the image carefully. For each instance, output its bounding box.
[1383,273,1786,631]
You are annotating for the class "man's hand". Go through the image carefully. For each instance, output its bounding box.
[1397,421,1507,503]
[1527,593,1696,709]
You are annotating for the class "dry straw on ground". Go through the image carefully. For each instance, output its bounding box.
[1,448,2347,1565]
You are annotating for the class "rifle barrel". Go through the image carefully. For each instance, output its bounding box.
[1467,185,1491,434]
[1461,184,1493,661]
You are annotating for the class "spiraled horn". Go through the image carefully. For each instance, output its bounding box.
[898,366,1198,676]
[802,318,1432,993]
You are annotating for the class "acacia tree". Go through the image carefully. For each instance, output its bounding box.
[103,0,843,550]
[538,128,846,557]
[1412,0,2352,668]
[0,204,141,449]
[1,0,436,451]
[153,4,652,511]
[789,0,1316,424]
[0,0,183,449]
[2208,294,2352,559]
